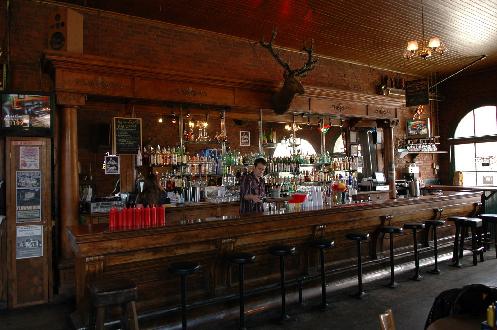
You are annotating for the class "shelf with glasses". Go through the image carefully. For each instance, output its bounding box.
[397,149,448,159]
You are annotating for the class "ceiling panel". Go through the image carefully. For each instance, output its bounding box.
[53,0,497,77]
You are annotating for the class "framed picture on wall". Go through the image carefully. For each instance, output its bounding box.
[240,131,250,147]
[350,144,359,157]
[406,118,430,138]
[104,155,120,175]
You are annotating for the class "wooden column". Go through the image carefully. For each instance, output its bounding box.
[382,119,398,199]
[59,106,80,258]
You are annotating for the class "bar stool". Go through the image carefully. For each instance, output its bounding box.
[89,278,139,330]
[448,216,484,267]
[345,232,370,298]
[379,226,403,288]
[269,245,296,321]
[403,223,425,280]
[169,261,201,330]
[310,238,335,310]
[424,219,445,274]
[480,214,497,258]
[229,252,256,330]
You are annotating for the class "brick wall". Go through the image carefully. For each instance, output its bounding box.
[5,0,439,191]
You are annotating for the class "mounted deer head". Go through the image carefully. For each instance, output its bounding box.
[260,29,318,114]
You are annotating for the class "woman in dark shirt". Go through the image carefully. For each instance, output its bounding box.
[135,173,167,207]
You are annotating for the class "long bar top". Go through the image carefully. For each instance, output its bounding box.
[68,190,481,252]
[67,190,482,327]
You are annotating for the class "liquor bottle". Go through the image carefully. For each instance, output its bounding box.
[136,147,143,167]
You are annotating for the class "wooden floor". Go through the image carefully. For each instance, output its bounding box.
[1,251,496,330]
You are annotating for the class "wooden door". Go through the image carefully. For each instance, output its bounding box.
[6,137,52,308]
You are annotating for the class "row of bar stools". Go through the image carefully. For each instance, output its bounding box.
[481,214,497,258]
[379,226,403,288]
[229,252,256,330]
[310,239,335,310]
[425,219,445,274]
[403,222,425,281]
[448,216,485,267]
[345,232,369,298]
[89,278,139,330]
[168,262,201,330]
[269,245,296,321]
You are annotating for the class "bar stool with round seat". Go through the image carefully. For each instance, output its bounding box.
[379,226,403,288]
[89,278,139,330]
[345,232,370,298]
[448,216,484,267]
[310,238,335,310]
[424,219,445,274]
[403,222,425,280]
[228,252,256,330]
[269,245,296,321]
[168,261,201,330]
[480,214,497,258]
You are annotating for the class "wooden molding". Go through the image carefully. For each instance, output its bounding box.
[44,51,405,118]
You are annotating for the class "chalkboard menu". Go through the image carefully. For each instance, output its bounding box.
[112,117,142,155]
[405,79,429,107]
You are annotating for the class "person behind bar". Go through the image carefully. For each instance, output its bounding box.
[240,157,267,214]
[135,172,167,207]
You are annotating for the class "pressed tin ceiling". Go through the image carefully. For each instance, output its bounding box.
[51,0,497,77]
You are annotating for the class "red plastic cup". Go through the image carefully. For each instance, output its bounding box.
[157,206,165,226]
[109,208,117,231]
[134,207,142,229]
[117,208,124,230]
[126,207,134,229]
[151,206,157,227]
[144,207,151,228]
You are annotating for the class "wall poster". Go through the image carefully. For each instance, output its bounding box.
[16,171,41,222]
[19,146,40,170]
[16,225,43,259]
[240,131,250,147]
[104,155,120,175]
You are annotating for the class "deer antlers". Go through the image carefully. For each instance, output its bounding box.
[260,29,318,78]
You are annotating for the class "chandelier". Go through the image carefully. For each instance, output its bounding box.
[403,0,446,60]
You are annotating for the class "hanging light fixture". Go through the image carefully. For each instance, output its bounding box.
[404,0,446,60]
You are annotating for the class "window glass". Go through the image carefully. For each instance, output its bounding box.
[454,111,474,138]
[454,144,475,171]
[333,134,345,154]
[476,171,496,186]
[273,138,316,158]
[474,106,497,136]
[461,171,477,187]
[475,141,497,171]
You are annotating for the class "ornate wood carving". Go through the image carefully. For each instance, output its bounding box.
[45,51,405,118]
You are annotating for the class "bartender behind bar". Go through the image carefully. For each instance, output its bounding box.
[240,158,267,214]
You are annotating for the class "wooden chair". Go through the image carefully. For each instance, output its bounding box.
[379,308,396,330]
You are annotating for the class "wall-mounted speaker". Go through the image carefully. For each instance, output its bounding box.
[48,8,83,53]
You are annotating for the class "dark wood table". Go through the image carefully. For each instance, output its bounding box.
[427,315,482,330]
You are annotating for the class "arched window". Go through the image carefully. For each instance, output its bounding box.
[333,134,345,154]
[453,106,497,186]
[273,138,316,158]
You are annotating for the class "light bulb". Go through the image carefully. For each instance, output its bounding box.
[428,37,441,49]
[406,40,419,51]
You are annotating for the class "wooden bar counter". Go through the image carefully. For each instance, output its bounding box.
[67,191,482,326]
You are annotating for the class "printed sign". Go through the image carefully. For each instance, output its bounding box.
[104,155,120,175]
[19,146,40,170]
[16,171,41,222]
[16,225,43,259]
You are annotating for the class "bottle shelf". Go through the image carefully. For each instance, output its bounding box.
[183,140,223,145]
